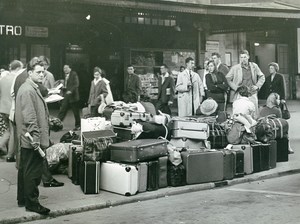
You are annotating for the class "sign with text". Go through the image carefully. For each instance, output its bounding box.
[25,26,48,38]
[0,25,22,36]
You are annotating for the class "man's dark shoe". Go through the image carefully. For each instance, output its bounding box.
[26,204,50,215]
[6,157,16,162]
[17,200,25,207]
[43,179,64,187]
[73,126,80,131]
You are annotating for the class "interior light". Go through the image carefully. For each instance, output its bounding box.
[254,43,260,46]
[86,15,91,20]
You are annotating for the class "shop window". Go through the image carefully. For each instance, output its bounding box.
[145,18,151,25]
[152,18,158,25]
[158,19,164,26]
[138,17,145,24]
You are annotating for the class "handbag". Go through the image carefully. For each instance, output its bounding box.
[281,102,290,120]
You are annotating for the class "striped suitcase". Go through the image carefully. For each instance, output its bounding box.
[79,161,100,194]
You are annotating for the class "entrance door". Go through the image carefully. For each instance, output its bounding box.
[277,44,289,99]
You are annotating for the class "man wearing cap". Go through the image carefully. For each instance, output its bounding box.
[262,62,285,101]
[176,57,205,117]
[226,50,265,118]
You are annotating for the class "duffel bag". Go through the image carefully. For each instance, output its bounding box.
[267,117,289,139]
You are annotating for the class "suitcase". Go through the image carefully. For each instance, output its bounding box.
[137,162,148,193]
[109,139,168,163]
[68,144,83,179]
[252,144,270,173]
[269,140,277,168]
[220,149,235,180]
[231,150,244,177]
[276,138,289,162]
[100,162,138,196]
[71,149,83,185]
[167,162,186,187]
[111,110,153,127]
[181,150,223,184]
[158,156,168,188]
[147,160,159,191]
[169,138,205,150]
[113,126,135,142]
[79,161,100,194]
[208,123,228,149]
[171,120,209,140]
[82,130,116,162]
[231,144,253,175]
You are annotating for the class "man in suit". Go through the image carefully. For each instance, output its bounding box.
[226,50,265,118]
[156,64,175,115]
[123,64,141,103]
[57,64,80,131]
[176,57,205,117]
[211,52,229,76]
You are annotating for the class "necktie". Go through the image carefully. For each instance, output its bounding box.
[189,71,194,115]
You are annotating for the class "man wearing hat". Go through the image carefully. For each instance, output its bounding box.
[262,62,285,101]
[200,98,218,116]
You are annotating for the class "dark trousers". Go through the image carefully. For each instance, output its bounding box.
[156,100,171,115]
[90,105,100,117]
[57,97,80,127]
[17,148,43,207]
[41,159,53,183]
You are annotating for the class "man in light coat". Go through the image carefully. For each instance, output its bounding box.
[176,57,205,117]
[226,50,265,118]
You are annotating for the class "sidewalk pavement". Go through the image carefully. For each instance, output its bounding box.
[0,100,299,224]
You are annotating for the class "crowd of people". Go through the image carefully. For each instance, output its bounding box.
[0,49,291,215]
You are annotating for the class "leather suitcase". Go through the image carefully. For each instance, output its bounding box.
[220,149,235,180]
[269,140,277,168]
[100,162,138,196]
[68,144,83,179]
[181,150,223,184]
[208,123,228,149]
[82,130,116,162]
[79,161,100,194]
[171,120,209,140]
[231,144,253,175]
[137,162,148,193]
[113,126,135,142]
[252,144,270,173]
[109,139,168,163]
[167,162,186,187]
[276,138,289,162]
[71,149,83,185]
[147,160,159,191]
[158,156,168,188]
[169,138,205,150]
[231,150,244,177]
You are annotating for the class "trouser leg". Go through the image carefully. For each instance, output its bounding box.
[41,159,53,184]
[57,99,69,122]
[71,102,80,127]
[7,121,16,158]
[22,148,43,207]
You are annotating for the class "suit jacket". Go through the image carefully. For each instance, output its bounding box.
[0,73,17,114]
[64,70,80,103]
[15,79,50,149]
[88,79,108,106]
[157,73,175,104]
[123,73,141,103]
[263,73,285,100]
[217,63,229,76]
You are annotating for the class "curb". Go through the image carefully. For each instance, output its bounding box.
[1,168,300,224]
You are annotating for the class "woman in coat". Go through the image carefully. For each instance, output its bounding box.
[205,60,229,112]
[88,67,108,117]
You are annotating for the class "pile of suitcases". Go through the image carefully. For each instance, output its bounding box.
[67,112,290,195]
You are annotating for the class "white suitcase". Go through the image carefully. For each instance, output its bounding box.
[231,144,253,175]
[171,120,209,140]
[137,162,148,193]
[100,162,138,196]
